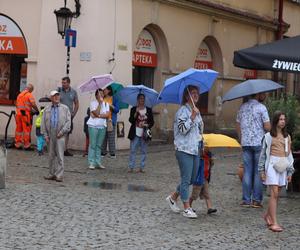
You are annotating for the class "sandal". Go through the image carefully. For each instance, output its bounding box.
[263,213,273,227]
[269,224,283,232]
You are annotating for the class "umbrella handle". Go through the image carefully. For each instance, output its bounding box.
[187,88,196,109]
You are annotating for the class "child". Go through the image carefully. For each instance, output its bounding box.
[258,111,294,232]
[189,143,217,214]
[35,106,45,156]
[83,107,90,156]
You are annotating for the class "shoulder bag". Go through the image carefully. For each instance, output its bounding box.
[273,137,289,173]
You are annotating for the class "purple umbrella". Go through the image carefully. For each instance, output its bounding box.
[78,74,114,93]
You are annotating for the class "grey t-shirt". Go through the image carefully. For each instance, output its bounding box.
[58,87,78,113]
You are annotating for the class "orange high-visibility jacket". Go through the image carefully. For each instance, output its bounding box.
[16,89,36,115]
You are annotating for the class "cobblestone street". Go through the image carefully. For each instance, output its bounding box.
[1,145,299,249]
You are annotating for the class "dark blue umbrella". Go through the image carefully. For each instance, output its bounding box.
[222,79,284,102]
[158,68,218,105]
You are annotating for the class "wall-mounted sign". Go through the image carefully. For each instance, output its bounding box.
[244,69,257,79]
[194,41,213,69]
[0,14,27,55]
[117,121,125,138]
[65,29,77,48]
[133,30,157,68]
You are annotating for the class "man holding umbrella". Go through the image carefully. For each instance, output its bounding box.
[236,92,270,208]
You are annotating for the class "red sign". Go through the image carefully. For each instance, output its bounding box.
[244,70,257,79]
[0,15,27,55]
[0,37,27,54]
[133,51,157,68]
[194,60,213,69]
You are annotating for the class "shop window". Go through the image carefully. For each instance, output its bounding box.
[0,54,25,105]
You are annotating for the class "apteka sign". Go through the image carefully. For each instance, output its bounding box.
[133,30,157,68]
[0,14,27,55]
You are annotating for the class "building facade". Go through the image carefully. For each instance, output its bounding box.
[1,0,300,150]
[0,0,132,149]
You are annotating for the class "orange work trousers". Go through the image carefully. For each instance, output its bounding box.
[15,112,32,149]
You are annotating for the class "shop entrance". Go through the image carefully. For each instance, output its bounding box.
[132,29,157,88]
[0,14,28,105]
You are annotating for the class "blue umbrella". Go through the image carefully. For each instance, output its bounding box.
[222,79,284,102]
[158,68,218,104]
[116,85,159,107]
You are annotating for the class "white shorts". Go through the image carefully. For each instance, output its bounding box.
[264,155,287,187]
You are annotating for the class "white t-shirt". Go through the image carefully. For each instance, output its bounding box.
[87,100,109,128]
[135,108,147,137]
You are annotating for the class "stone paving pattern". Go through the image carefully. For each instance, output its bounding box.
[0,145,299,249]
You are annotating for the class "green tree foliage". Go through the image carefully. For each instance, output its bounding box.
[265,94,300,150]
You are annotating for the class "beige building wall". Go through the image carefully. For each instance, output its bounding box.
[0,0,132,150]
[132,0,279,136]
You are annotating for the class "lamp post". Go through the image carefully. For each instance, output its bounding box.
[54,0,80,76]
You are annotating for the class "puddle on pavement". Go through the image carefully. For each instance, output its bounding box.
[83,181,156,192]
[83,181,122,190]
[127,184,156,192]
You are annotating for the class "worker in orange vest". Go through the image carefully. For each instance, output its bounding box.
[15,83,39,149]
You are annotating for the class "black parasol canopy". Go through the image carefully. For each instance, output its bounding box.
[233,36,300,73]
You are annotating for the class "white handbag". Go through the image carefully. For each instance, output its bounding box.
[273,137,289,173]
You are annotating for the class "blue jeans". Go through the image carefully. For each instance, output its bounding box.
[128,136,147,169]
[88,127,106,167]
[175,150,200,202]
[242,146,263,204]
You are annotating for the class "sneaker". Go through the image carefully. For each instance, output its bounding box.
[108,154,116,159]
[252,201,263,208]
[166,195,180,213]
[182,208,198,218]
[88,165,95,170]
[240,202,251,208]
[101,153,107,158]
[207,208,217,214]
[64,150,73,156]
[98,165,105,169]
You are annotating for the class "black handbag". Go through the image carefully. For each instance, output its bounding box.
[143,128,152,141]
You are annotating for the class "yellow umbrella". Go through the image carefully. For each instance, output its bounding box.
[203,133,241,148]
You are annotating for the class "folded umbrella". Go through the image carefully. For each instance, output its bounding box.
[222,79,284,102]
[203,134,241,148]
[158,68,218,105]
[116,85,159,107]
[78,74,114,93]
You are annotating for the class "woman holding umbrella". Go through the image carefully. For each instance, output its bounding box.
[166,85,204,218]
[128,93,154,173]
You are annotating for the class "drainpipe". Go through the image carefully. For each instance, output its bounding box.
[277,0,284,40]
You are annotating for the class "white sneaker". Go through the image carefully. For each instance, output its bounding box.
[182,208,198,219]
[166,195,180,213]
[88,165,95,169]
[99,165,105,169]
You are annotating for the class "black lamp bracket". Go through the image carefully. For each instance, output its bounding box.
[64,0,81,18]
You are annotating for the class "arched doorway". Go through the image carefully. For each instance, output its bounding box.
[0,14,28,105]
[132,24,170,138]
[194,36,223,130]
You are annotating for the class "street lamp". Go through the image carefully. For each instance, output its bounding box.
[54,0,81,76]
[54,0,81,38]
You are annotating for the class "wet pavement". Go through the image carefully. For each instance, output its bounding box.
[1,145,300,249]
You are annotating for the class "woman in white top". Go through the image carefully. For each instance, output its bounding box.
[259,111,294,232]
[87,88,109,169]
